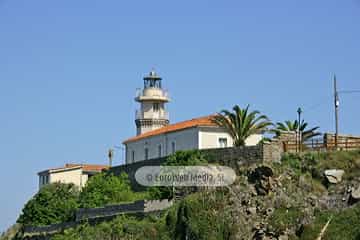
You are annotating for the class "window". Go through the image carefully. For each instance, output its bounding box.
[153,103,160,112]
[219,138,228,148]
[158,145,162,158]
[171,141,176,154]
[132,151,135,163]
[40,175,49,185]
[145,148,149,160]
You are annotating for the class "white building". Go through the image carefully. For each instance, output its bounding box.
[37,164,108,189]
[123,70,262,164]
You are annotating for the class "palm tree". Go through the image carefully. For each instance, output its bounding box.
[272,120,321,142]
[213,105,272,146]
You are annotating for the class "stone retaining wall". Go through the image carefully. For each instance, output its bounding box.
[23,199,173,238]
[75,199,173,221]
[76,200,145,221]
[108,144,282,190]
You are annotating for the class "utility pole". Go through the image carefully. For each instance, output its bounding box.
[297,107,302,152]
[334,75,340,148]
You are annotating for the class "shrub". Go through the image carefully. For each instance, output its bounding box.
[79,173,136,208]
[52,215,171,240]
[166,191,233,240]
[148,150,209,200]
[17,183,79,226]
[165,150,208,166]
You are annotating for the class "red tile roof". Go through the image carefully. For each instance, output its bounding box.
[65,164,109,172]
[39,164,109,175]
[123,115,218,143]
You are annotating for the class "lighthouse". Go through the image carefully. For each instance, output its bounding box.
[135,70,170,135]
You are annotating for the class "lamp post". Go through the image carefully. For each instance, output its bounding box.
[108,148,114,167]
[297,107,302,152]
[334,75,339,149]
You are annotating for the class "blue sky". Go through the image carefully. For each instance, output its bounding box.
[0,0,359,232]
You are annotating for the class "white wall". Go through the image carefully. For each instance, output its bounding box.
[199,126,262,148]
[125,126,263,163]
[125,127,199,163]
[199,127,234,149]
[244,134,263,146]
[39,168,89,189]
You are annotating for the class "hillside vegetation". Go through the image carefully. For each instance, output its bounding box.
[4,150,360,240]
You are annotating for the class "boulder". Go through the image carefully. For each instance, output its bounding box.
[351,186,360,200]
[248,166,274,195]
[324,169,345,184]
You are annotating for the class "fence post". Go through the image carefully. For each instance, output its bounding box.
[312,139,314,149]
[345,138,348,150]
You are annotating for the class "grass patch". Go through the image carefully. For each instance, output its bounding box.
[279,150,360,182]
[300,203,360,240]
[268,207,305,235]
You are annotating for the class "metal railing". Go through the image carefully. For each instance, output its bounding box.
[135,88,169,99]
[135,110,169,120]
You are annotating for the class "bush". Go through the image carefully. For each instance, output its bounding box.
[148,150,209,200]
[165,150,208,166]
[79,173,138,208]
[17,183,79,226]
[52,215,171,240]
[165,191,233,240]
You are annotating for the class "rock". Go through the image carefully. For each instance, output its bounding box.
[248,166,274,196]
[250,185,258,196]
[308,195,317,207]
[246,207,257,215]
[265,208,274,216]
[256,179,272,196]
[351,186,360,199]
[248,166,274,183]
[324,169,345,184]
[279,235,289,240]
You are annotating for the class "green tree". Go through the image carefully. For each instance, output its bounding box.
[17,183,79,226]
[79,173,134,208]
[148,150,208,200]
[213,105,272,146]
[273,120,321,142]
[165,150,208,166]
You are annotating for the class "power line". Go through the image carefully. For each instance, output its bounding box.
[338,90,360,94]
[298,92,332,114]
[302,88,359,114]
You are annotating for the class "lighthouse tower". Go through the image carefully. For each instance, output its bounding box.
[135,70,170,135]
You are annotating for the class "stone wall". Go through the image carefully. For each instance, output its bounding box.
[204,145,263,167]
[23,199,173,238]
[262,142,282,163]
[75,199,173,221]
[108,144,283,190]
[76,200,145,221]
[23,221,77,237]
[109,157,167,190]
[144,199,173,213]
